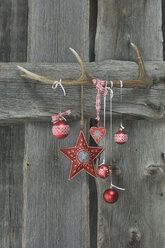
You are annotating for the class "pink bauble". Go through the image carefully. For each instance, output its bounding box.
[114,128,128,144]
[52,120,70,139]
[103,188,118,204]
[97,164,110,179]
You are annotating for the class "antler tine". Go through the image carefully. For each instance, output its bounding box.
[130,42,146,79]
[17,65,55,84]
[69,48,93,81]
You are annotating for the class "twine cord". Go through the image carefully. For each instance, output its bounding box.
[80,85,84,129]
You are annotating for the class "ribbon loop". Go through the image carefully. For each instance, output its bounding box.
[52,110,71,124]
[92,78,108,121]
[52,79,66,96]
[111,183,125,191]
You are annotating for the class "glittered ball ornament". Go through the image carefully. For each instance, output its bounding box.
[103,188,119,204]
[52,119,70,139]
[114,128,128,144]
[97,164,110,179]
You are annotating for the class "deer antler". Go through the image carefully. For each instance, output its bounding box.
[17,43,152,88]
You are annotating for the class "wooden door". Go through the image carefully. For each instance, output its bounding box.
[0,1,165,248]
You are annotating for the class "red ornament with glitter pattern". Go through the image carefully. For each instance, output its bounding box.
[114,128,128,144]
[52,120,70,139]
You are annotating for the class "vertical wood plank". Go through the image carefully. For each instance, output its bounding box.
[95,1,165,247]
[0,0,28,62]
[0,1,28,247]
[23,121,89,248]
[28,0,90,62]
[95,0,163,61]
[24,0,90,247]
[0,125,25,248]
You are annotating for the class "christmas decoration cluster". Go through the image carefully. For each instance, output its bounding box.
[52,78,127,204]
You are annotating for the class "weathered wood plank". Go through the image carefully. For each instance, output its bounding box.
[0,125,25,248]
[0,1,27,248]
[95,1,165,247]
[28,0,90,62]
[23,0,90,247]
[96,119,165,248]
[95,0,163,61]
[22,121,90,248]
[0,61,165,122]
[0,0,28,62]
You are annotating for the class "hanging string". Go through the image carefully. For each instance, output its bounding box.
[102,81,108,164]
[52,79,66,115]
[109,81,113,188]
[108,81,125,191]
[120,80,124,129]
[80,85,84,129]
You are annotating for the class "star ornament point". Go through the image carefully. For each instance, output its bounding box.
[60,130,104,180]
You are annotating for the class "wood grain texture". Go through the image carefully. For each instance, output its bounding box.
[22,121,89,248]
[0,125,25,248]
[0,1,27,248]
[28,0,89,62]
[0,0,28,62]
[23,0,90,247]
[96,119,165,248]
[95,1,165,247]
[95,0,163,61]
[0,61,165,122]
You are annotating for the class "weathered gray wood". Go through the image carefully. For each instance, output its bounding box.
[28,0,90,62]
[22,0,90,247]
[0,1,28,248]
[95,1,165,247]
[96,119,165,248]
[0,125,25,248]
[22,121,90,248]
[0,61,165,122]
[0,0,28,62]
[95,0,163,61]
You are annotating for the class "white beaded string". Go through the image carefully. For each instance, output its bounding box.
[52,79,66,96]
[120,80,124,129]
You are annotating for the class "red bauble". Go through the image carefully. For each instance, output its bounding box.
[52,120,70,139]
[114,128,128,144]
[103,188,118,203]
[97,164,110,179]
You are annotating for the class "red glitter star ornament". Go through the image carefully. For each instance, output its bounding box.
[60,130,104,180]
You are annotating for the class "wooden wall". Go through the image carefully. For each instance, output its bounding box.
[0,0,165,248]
[95,1,165,247]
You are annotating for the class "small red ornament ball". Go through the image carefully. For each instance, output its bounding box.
[114,128,128,144]
[103,188,119,204]
[52,120,70,139]
[97,164,110,179]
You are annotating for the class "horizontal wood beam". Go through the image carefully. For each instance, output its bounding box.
[0,60,165,123]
